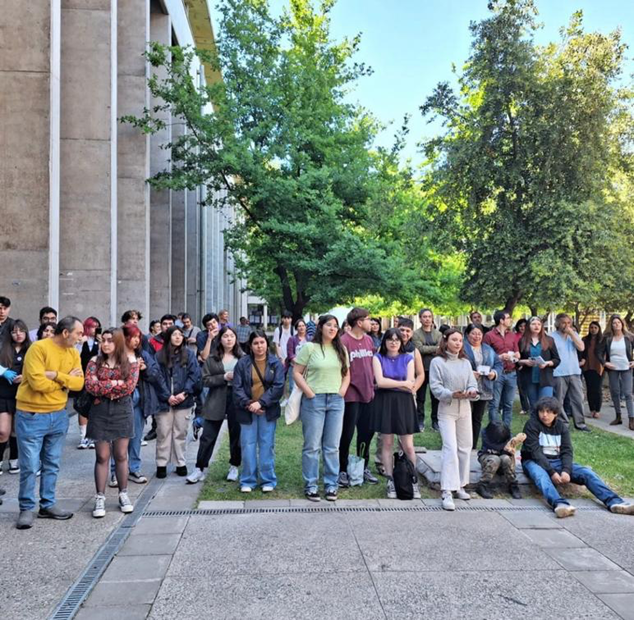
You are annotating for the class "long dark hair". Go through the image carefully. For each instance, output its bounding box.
[378,328,406,356]
[370,318,383,338]
[520,317,552,352]
[211,326,244,362]
[437,328,467,360]
[95,328,132,379]
[0,319,31,367]
[158,326,188,368]
[313,314,348,377]
[583,321,603,345]
[248,329,269,361]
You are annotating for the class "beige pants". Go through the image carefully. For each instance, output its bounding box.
[155,407,191,467]
[438,406,473,492]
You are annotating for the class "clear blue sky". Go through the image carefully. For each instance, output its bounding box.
[209,1,633,164]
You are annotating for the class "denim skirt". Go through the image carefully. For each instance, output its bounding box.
[86,395,134,442]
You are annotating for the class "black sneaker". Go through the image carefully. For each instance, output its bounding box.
[176,466,188,477]
[144,430,157,441]
[476,482,494,499]
[509,483,522,500]
[128,471,148,484]
[337,471,350,488]
[431,422,440,432]
[305,491,320,502]
[325,489,338,502]
[156,466,167,479]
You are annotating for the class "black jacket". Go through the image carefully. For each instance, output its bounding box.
[517,337,561,389]
[521,415,573,476]
[233,354,285,424]
[0,345,27,400]
[200,356,242,421]
[597,335,634,366]
[136,350,170,418]
[156,348,201,411]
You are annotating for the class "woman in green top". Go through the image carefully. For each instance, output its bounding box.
[294,315,350,502]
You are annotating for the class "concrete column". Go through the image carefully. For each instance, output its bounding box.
[117,0,151,327]
[149,11,172,317]
[186,186,200,324]
[59,0,114,323]
[0,3,55,327]
[170,122,187,313]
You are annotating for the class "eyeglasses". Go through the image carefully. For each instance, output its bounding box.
[387,337,400,343]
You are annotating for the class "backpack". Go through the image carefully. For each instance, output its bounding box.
[392,451,417,500]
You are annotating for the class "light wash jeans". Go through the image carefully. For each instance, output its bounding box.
[523,458,624,510]
[16,409,69,512]
[300,393,345,493]
[240,415,277,489]
[488,371,517,428]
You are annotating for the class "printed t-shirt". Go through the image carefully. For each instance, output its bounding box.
[340,332,375,403]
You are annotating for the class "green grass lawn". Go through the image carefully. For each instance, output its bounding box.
[198,398,634,502]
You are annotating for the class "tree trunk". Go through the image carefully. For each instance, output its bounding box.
[529,306,538,317]
[504,291,522,316]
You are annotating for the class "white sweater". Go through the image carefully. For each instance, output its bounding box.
[429,353,478,416]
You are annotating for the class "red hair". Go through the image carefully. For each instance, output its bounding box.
[123,323,142,351]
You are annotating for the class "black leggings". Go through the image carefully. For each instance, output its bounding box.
[355,401,374,467]
[471,399,488,450]
[416,376,438,426]
[195,393,241,470]
[583,370,603,413]
[0,435,18,461]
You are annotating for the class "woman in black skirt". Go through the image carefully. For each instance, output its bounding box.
[370,328,419,499]
[85,328,139,518]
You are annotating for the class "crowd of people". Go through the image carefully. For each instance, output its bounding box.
[0,294,633,530]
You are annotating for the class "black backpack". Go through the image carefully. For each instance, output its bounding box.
[393,451,417,500]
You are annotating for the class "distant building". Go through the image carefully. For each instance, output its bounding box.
[0,0,246,329]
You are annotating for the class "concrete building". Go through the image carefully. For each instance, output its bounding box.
[0,0,246,331]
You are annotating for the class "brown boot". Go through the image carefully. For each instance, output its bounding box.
[610,416,622,426]
[629,418,634,431]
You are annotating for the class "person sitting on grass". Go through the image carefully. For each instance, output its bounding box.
[521,396,634,518]
[476,420,525,500]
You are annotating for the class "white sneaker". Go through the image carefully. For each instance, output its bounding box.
[554,504,576,518]
[92,494,106,518]
[240,486,252,493]
[108,475,118,488]
[118,491,134,514]
[77,437,90,450]
[386,478,397,499]
[412,482,421,499]
[226,465,239,482]
[141,440,148,447]
[88,440,96,449]
[186,468,205,484]
[455,488,471,501]
[9,460,20,474]
[441,490,456,511]
[610,503,634,515]
[262,485,274,493]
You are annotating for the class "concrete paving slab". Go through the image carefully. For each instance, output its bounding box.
[507,498,550,507]
[149,572,384,620]
[132,516,189,535]
[500,511,562,529]
[75,604,151,620]
[197,500,244,510]
[573,570,634,594]
[372,570,618,619]
[522,529,587,548]
[83,580,161,607]
[545,547,622,571]
[598,593,634,620]
[118,533,182,556]
[376,498,423,507]
[558,510,634,567]
[164,513,366,577]
[100,554,173,583]
[347,511,560,572]
[332,499,381,508]
[241,499,291,508]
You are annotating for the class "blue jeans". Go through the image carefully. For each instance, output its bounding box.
[300,393,345,493]
[111,404,145,476]
[240,416,277,489]
[16,409,69,512]
[525,383,554,412]
[523,458,624,510]
[488,371,517,428]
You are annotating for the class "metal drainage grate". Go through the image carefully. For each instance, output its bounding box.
[48,478,161,620]
[142,504,605,517]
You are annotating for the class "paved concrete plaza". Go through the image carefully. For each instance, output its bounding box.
[2,412,634,620]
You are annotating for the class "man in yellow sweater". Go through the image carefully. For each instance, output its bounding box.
[15,316,84,530]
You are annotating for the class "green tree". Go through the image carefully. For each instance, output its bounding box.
[123,0,416,320]
[420,0,632,315]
